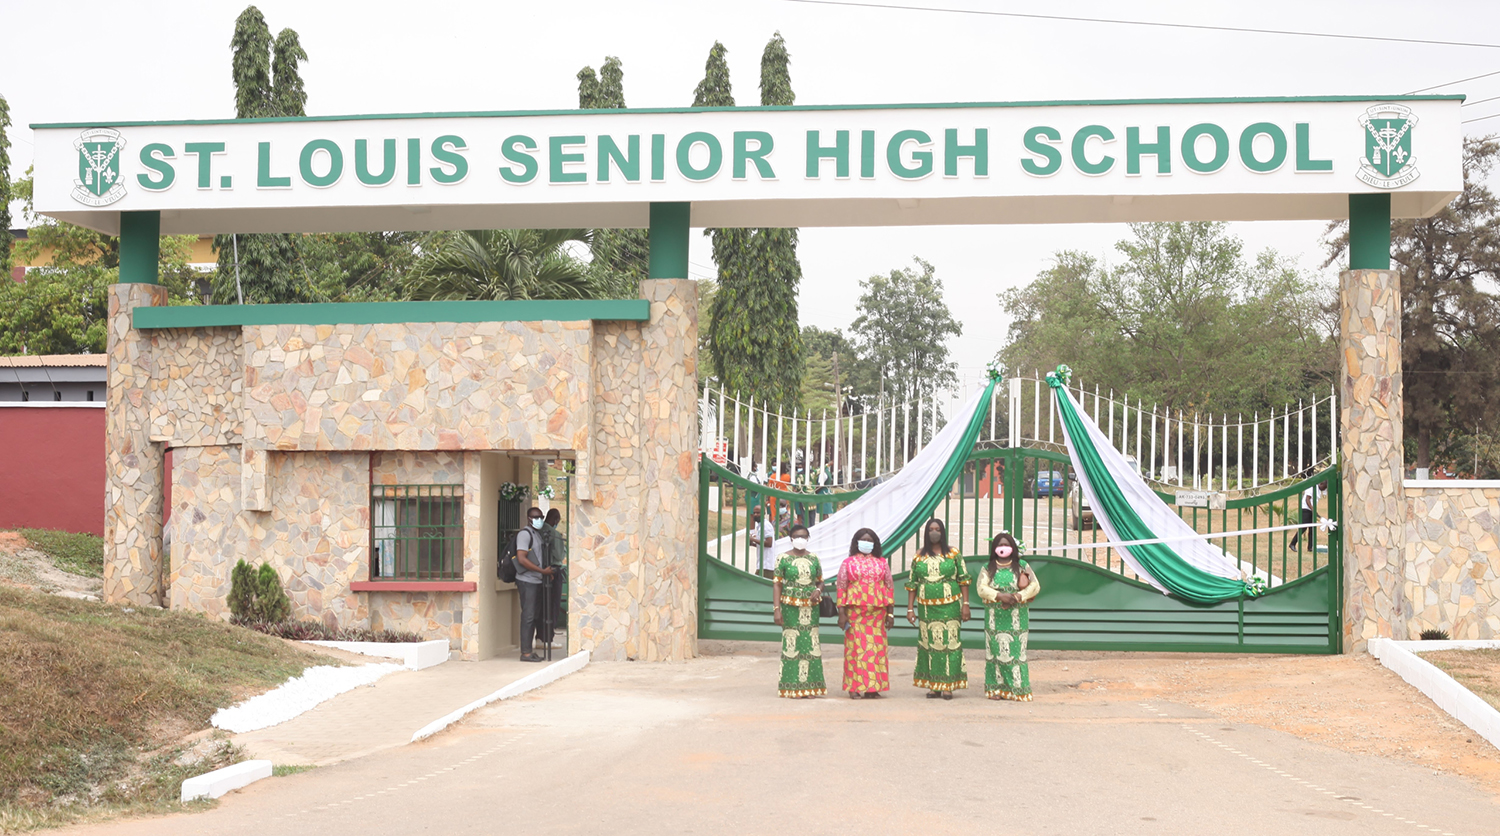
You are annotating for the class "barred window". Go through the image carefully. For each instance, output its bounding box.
[370,485,464,581]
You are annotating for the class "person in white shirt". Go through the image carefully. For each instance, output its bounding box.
[1288,484,1325,550]
[748,506,777,577]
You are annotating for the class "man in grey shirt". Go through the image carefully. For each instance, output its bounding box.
[515,506,554,662]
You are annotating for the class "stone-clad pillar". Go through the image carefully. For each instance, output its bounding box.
[1340,268,1407,651]
[104,283,168,606]
[637,278,699,661]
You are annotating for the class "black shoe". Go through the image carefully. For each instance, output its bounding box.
[520,653,543,662]
[849,692,863,699]
[865,692,883,699]
[942,692,953,700]
[926,691,942,699]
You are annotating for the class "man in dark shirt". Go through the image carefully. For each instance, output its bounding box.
[514,506,554,662]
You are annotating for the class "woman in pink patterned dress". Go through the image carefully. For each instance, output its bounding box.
[837,528,895,699]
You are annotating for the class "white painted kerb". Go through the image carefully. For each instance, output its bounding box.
[180,759,272,802]
[411,650,590,742]
[1368,638,1500,751]
[303,639,450,670]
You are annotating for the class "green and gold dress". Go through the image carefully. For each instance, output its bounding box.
[775,551,826,698]
[977,560,1040,701]
[906,548,971,692]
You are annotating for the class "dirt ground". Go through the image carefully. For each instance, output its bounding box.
[1027,648,1500,797]
[0,532,101,600]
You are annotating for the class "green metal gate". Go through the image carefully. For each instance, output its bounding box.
[697,448,1341,653]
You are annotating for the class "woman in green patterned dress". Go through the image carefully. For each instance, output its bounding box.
[772,524,826,698]
[977,531,1040,701]
[904,518,970,699]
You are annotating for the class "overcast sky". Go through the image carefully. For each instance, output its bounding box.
[6,0,1500,383]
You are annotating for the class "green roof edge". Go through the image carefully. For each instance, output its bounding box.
[33,95,1466,130]
[131,298,651,329]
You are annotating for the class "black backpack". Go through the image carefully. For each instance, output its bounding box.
[497,531,520,583]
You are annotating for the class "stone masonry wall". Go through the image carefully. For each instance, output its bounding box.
[148,327,243,447]
[105,284,169,606]
[1405,485,1500,639]
[1340,269,1408,651]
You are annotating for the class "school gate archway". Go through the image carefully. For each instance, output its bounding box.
[32,96,1461,659]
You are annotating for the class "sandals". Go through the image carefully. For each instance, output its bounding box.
[942,692,953,700]
[849,692,864,699]
[926,691,942,699]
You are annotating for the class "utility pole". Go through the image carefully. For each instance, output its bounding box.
[831,351,842,417]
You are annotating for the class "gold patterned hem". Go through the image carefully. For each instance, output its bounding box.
[914,594,964,605]
[913,678,969,692]
[778,687,826,698]
[780,594,818,607]
[986,689,1033,702]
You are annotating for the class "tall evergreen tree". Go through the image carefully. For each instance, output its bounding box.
[214,6,310,304]
[577,56,647,298]
[0,93,12,279]
[700,37,804,408]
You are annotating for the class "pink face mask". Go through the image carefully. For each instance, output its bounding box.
[994,546,1013,559]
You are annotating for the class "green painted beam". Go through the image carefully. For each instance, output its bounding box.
[132,298,651,329]
[1349,193,1392,270]
[649,202,691,279]
[31,94,1466,129]
[118,211,160,284]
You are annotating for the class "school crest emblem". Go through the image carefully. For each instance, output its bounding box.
[71,128,127,206]
[1357,104,1419,189]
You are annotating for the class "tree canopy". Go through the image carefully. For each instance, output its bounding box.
[405,229,597,301]
[0,93,13,279]
[1000,221,1335,419]
[851,257,963,403]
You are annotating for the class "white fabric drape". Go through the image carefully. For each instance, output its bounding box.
[768,385,991,579]
[1057,386,1245,595]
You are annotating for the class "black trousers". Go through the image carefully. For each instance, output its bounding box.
[518,580,543,654]
[1289,507,1315,548]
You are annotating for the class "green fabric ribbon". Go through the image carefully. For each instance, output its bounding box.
[1047,367,1255,604]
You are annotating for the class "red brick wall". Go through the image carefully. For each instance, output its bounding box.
[0,406,105,535]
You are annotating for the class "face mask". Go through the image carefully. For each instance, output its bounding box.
[857,540,875,555]
[531,518,544,529]
[791,537,809,550]
[995,546,1013,559]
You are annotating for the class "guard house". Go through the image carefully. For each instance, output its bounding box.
[28,95,1481,658]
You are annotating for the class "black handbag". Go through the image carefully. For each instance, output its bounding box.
[818,582,838,618]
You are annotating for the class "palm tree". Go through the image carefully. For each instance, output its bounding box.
[405,229,600,301]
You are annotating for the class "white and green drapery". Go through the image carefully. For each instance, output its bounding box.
[772,377,999,580]
[1046,366,1260,604]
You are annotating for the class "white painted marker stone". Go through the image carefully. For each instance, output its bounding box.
[180,759,273,802]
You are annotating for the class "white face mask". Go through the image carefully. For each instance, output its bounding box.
[791,537,809,550]
[531,518,544,529]
[995,545,1013,559]
[857,540,875,555]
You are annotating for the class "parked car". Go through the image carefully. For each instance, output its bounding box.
[1027,470,1067,498]
[1068,483,1095,530]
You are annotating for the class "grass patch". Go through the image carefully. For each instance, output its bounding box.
[1422,648,1500,712]
[0,586,325,830]
[272,764,316,777]
[235,618,424,643]
[13,529,105,578]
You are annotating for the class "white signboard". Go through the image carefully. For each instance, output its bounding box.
[31,96,1463,235]
[1175,491,1227,510]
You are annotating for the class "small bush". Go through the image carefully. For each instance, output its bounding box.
[16,529,105,578]
[233,618,425,644]
[1420,628,1452,641]
[228,560,291,624]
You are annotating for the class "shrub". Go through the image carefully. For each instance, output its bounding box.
[228,560,291,624]
[1419,628,1452,641]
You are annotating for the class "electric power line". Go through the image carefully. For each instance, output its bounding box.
[1462,94,1500,107]
[1406,68,1500,95]
[783,0,1500,50]
[1462,111,1500,124]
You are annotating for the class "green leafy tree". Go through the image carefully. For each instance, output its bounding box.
[405,229,599,301]
[701,36,804,407]
[1001,222,1335,420]
[577,55,647,298]
[800,325,856,415]
[0,93,12,278]
[214,6,311,304]
[851,257,963,408]
[1323,136,1500,471]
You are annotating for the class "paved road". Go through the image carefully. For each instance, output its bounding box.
[58,651,1498,836]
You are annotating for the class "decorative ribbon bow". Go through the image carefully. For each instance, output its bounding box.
[1317,517,1338,533]
[986,360,1004,382]
[1045,363,1073,389]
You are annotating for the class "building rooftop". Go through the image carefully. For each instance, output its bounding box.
[0,354,107,367]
